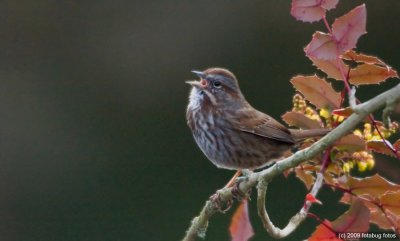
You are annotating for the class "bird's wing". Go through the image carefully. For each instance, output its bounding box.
[232,108,295,144]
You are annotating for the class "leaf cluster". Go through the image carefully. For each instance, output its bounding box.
[231,1,400,240]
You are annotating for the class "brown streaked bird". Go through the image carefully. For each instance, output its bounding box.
[186,67,329,170]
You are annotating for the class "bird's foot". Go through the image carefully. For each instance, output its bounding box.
[231,176,252,201]
[209,192,233,213]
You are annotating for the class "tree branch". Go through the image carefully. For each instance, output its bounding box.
[182,84,400,241]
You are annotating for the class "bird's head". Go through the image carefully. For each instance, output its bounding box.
[186,68,244,109]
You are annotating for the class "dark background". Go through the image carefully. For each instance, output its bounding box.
[0,1,399,241]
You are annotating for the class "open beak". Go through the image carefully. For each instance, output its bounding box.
[185,70,208,88]
[191,70,206,79]
[185,80,205,88]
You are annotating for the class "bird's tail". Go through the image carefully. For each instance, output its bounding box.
[289,129,330,143]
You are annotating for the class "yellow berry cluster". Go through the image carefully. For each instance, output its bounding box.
[319,108,345,128]
[333,150,375,173]
[305,107,321,122]
[342,151,375,172]
[292,94,307,112]
[353,122,399,141]
[292,94,322,122]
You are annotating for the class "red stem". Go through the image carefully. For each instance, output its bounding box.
[366,113,400,158]
[322,16,333,35]
[308,212,337,234]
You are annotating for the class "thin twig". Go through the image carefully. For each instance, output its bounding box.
[256,172,325,238]
[257,178,307,238]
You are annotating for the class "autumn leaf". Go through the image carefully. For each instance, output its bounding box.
[339,192,352,205]
[305,32,338,60]
[310,57,348,80]
[335,134,366,152]
[332,199,370,233]
[324,163,344,186]
[342,50,386,66]
[295,165,315,190]
[308,220,342,241]
[291,0,339,23]
[332,4,367,54]
[395,139,400,150]
[291,75,341,109]
[305,5,366,59]
[363,191,400,231]
[326,162,343,176]
[229,200,254,241]
[380,191,400,216]
[282,111,323,129]
[341,174,400,197]
[324,172,337,186]
[332,107,371,122]
[339,190,400,231]
[321,0,339,10]
[367,140,400,157]
[349,63,398,85]
[332,107,353,117]
[370,208,394,230]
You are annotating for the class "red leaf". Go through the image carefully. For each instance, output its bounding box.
[360,191,400,231]
[367,140,400,158]
[338,190,400,231]
[309,220,342,241]
[310,57,348,80]
[229,200,254,241]
[370,208,400,230]
[282,111,323,129]
[305,32,338,60]
[321,0,339,10]
[291,75,341,109]
[291,0,339,23]
[341,174,400,197]
[295,166,315,190]
[341,50,386,66]
[335,134,366,152]
[394,139,400,150]
[332,107,371,122]
[332,199,370,233]
[332,107,353,117]
[349,63,398,85]
[339,192,352,205]
[380,191,400,216]
[332,4,367,54]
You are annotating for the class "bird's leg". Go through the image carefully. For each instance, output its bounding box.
[209,170,242,213]
[224,170,242,188]
[231,169,252,201]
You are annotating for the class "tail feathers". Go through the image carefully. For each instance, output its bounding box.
[289,129,330,143]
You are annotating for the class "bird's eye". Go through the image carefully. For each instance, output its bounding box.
[213,81,222,88]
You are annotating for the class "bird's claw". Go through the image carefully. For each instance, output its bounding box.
[209,193,233,213]
[231,177,252,201]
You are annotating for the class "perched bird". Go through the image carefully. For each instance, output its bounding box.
[186,68,329,170]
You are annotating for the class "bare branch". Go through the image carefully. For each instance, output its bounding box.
[256,172,325,238]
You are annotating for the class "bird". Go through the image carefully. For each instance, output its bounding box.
[186,67,329,170]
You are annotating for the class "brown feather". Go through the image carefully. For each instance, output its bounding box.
[232,105,295,144]
[289,128,330,142]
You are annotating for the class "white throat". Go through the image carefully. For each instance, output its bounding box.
[188,87,203,110]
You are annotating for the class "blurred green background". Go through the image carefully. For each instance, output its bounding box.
[0,1,399,240]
